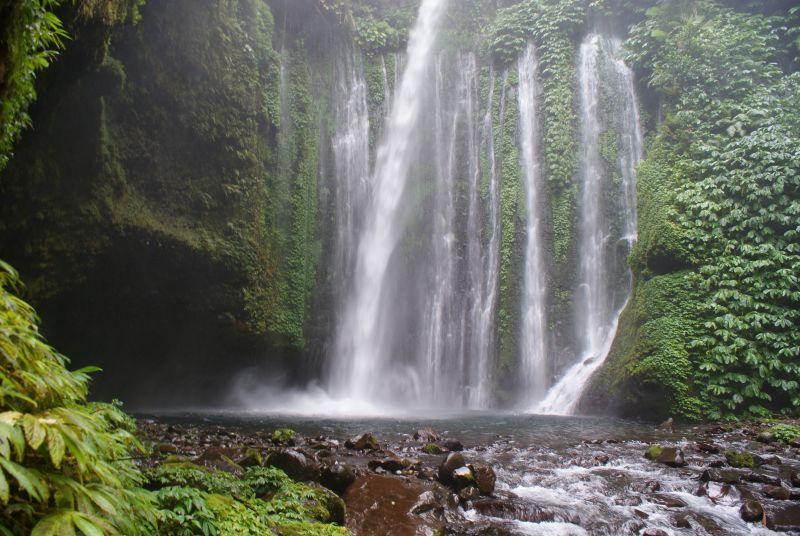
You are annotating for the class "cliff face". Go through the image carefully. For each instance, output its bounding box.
[0,0,335,404]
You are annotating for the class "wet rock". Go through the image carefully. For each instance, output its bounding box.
[234,448,262,468]
[422,443,443,455]
[631,480,661,493]
[471,463,496,496]
[725,450,759,469]
[659,417,674,433]
[696,482,708,497]
[442,439,464,452]
[634,509,649,519]
[438,452,466,485]
[418,467,438,481]
[674,512,721,532]
[471,497,556,523]
[265,449,319,482]
[764,502,800,532]
[411,490,442,515]
[757,430,776,443]
[195,447,243,476]
[695,442,721,454]
[701,468,743,484]
[154,443,179,454]
[369,455,420,474]
[645,445,686,467]
[344,474,447,535]
[652,493,687,508]
[458,486,481,502]
[791,471,800,488]
[594,454,610,465]
[765,485,791,500]
[452,466,475,490]
[743,471,781,486]
[740,499,764,522]
[320,463,356,495]
[414,428,441,443]
[641,529,669,536]
[345,432,379,451]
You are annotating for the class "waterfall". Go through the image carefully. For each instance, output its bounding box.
[330,0,449,405]
[517,44,549,404]
[330,46,370,320]
[536,34,643,415]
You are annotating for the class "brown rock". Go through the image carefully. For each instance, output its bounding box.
[765,485,791,500]
[471,463,496,496]
[413,428,441,443]
[438,452,466,485]
[265,449,319,482]
[740,499,764,522]
[345,432,379,451]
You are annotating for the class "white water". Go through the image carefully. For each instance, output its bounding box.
[536,34,643,415]
[330,0,449,405]
[518,44,549,404]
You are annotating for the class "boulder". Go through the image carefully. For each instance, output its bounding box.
[594,454,610,465]
[725,450,759,469]
[641,530,669,536]
[757,430,776,443]
[414,428,441,443]
[471,497,556,523]
[235,448,262,468]
[651,493,687,508]
[195,447,243,476]
[410,490,442,515]
[700,468,743,484]
[422,443,443,455]
[438,452,466,485]
[368,455,419,474]
[695,442,720,454]
[442,439,464,452]
[265,449,319,482]
[345,432,379,451]
[319,463,357,495]
[458,486,480,502]
[644,445,686,467]
[791,471,800,488]
[764,502,800,532]
[471,463,496,496]
[451,466,475,490]
[631,480,661,494]
[740,499,764,522]
[765,485,791,500]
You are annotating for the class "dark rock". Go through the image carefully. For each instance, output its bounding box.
[757,430,776,443]
[659,417,674,433]
[414,428,441,443]
[674,512,721,532]
[438,452,466,485]
[765,485,791,500]
[345,433,379,451]
[764,502,800,531]
[696,483,708,497]
[652,493,687,508]
[632,480,661,494]
[594,454,610,465]
[471,463,496,496]
[410,490,442,515]
[642,530,669,536]
[471,497,556,523]
[634,509,649,519]
[742,471,781,486]
[740,499,764,522]
[235,448,262,468]
[645,445,686,467]
[418,467,438,481]
[319,463,356,495]
[701,468,743,484]
[452,466,475,490]
[368,455,420,474]
[155,443,179,454]
[195,447,243,476]
[442,439,464,452]
[343,474,447,535]
[695,442,720,454]
[791,471,800,488]
[265,449,319,482]
[458,486,481,502]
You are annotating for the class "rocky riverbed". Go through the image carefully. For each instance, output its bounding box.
[137,414,800,535]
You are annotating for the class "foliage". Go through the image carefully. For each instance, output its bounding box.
[725,450,756,468]
[609,0,800,419]
[271,428,296,445]
[149,464,348,535]
[0,0,67,171]
[764,424,800,444]
[0,261,156,534]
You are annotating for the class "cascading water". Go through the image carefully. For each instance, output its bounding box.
[330,47,370,312]
[329,0,449,406]
[536,34,643,415]
[517,44,549,404]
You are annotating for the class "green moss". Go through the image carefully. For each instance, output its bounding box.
[422,443,443,455]
[764,424,800,444]
[725,450,758,469]
[272,428,297,444]
[644,445,663,460]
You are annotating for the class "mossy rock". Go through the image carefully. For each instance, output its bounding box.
[272,428,297,445]
[764,424,800,444]
[644,445,663,460]
[422,443,443,455]
[725,450,758,469]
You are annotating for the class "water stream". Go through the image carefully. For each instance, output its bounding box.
[536,34,643,415]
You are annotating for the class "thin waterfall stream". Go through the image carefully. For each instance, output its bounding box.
[536,34,643,415]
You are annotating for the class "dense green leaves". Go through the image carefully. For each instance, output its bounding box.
[0,262,157,534]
